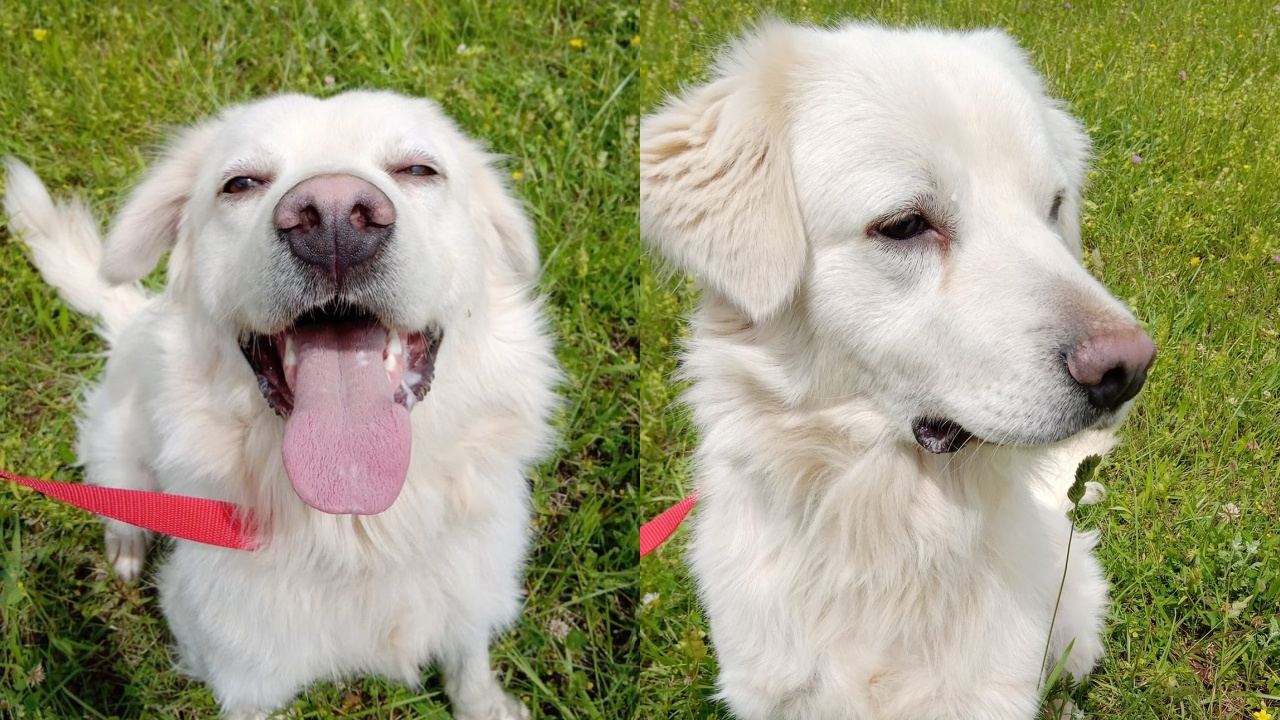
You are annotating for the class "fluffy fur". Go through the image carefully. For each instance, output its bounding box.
[4,91,559,719]
[642,22,1148,719]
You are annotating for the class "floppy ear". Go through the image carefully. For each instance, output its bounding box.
[469,153,540,282]
[966,29,1093,253]
[640,22,806,321]
[101,122,220,285]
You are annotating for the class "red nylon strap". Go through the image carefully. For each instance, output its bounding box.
[640,490,699,557]
[2,468,257,551]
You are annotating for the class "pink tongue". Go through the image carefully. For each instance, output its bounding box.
[281,322,410,514]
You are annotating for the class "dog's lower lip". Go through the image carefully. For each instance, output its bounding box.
[912,418,974,453]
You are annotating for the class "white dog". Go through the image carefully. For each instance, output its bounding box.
[4,90,559,719]
[641,22,1155,719]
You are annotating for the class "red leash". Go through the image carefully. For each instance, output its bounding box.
[11,463,695,557]
[2,468,257,550]
[640,491,699,557]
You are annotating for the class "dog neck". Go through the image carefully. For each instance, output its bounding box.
[680,295,1042,566]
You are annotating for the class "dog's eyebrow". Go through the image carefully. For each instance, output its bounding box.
[878,189,957,228]
[220,154,276,182]
[387,144,444,170]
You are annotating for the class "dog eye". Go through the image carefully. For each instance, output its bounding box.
[1048,194,1065,222]
[397,165,438,178]
[876,214,930,241]
[222,176,264,194]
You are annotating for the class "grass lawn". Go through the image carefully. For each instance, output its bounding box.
[639,1,1280,718]
[0,1,637,718]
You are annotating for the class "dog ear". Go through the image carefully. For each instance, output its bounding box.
[470,153,540,282]
[101,122,220,285]
[640,22,806,321]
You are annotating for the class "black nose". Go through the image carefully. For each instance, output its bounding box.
[1066,326,1157,411]
[273,174,395,282]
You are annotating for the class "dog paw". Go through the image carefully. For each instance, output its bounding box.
[499,696,532,720]
[1046,698,1088,720]
[105,521,149,582]
[1077,480,1105,506]
[222,712,270,720]
[455,693,530,720]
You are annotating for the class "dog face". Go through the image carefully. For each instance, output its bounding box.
[191,93,484,338]
[641,23,1155,451]
[101,91,538,514]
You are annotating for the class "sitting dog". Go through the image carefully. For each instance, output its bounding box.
[640,22,1154,719]
[5,90,559,719]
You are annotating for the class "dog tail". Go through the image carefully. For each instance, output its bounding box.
[3,158,149,344]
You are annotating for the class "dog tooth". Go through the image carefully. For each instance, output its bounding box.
[284,334,297,368]
[385,333,401,375]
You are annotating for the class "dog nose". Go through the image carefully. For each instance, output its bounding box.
[274,174,395,281]
[1066,326,1156,411]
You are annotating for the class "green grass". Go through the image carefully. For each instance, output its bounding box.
[0,1,637,718]
[639,1,1280,718]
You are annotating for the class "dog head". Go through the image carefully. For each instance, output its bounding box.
[103,90,538,513]
[641,22,1155,452]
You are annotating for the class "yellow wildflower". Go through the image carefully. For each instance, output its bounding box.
[511,171,523,182]
[1254,707,1272,720]
[569,37,585,49]
[1190,256,1201,267]
[631,35,641,46]
[32,28,48,42]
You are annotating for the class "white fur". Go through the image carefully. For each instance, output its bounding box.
[4,90,558,719]
[642,22,1146,719]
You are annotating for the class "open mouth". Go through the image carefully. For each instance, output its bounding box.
[911,417,975,454]
[239,300,442,515]
[240,301,441,417]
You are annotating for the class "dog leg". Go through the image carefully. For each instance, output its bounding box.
[80,382,156,582]
[208,665,300,720]
[441,644,530,720]
[104,520,150,582]
[1047,528,1108,682]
